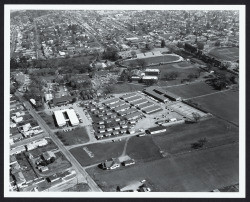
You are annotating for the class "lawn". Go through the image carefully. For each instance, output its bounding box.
[55,127,90,146]
[63,183,90,192]
[109,82,146,94]
[45,152,72,175]
[86,143,239,192]
[152,62,203,86]
[70,141,125,167]
[191,90,239,125]
[208,47,239,62]
[152,117,238,155]
[164,81,217,99]
[70,135,162,167]
[38,112,58,129]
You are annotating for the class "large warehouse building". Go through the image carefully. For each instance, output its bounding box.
[143,86,181,102]
[54,109,79,127]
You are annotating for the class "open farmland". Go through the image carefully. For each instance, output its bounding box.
[208,47,239,62]
[152,118,238,155]
[122,54,181,66]
[86,143,239,192]
[190,90,239,126]
[164,81,217,99]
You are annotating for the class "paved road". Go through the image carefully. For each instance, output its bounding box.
[66,132,144,150]
[15,92,102,192]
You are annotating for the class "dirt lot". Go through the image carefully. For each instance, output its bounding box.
[164,81,217,99]
[55,127,90,146]
[87,143,239,192]
[152,117,238,155]
[208,47,239,62]
[191,90,239,125]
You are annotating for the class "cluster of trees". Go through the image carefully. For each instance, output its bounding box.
[38,157,56,166]
[191,138,207,149]
[79,89,97,100]
[164,71,180,80]
[102,47,119,61]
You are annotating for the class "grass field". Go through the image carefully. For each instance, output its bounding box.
[70,135,162,167]
[208,47,239,62]
[152,117,238,155]
[38,112,57,129]
[63,183,90,192]
[86,143,239,192]
[110,82,146,94]
[191,90,239,125]
[164,81,217,99]
[55,127,90,146]
[122,54,181,66]
[126,136,162,162]
[152,62,203,86]
[70,141,125,167]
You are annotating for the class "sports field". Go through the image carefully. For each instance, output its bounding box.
[208,47,239,62]
[191,90,239,125]
[122,54,181,66]
[87,143,239,192]
[165,81,217,99]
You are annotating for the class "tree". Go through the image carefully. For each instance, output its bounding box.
[144,79,157,86]
[192,112,201,122]
[131,51,137,58]
[214,40,220,47]
[136,59,148,70]
[164,71,180,80]
[103,85,114,94]
[196,42,204,50]
[161,40,166,48]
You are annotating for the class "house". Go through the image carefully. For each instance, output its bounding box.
[10,145,26,155]
[26,139,48,151]
[13,171,26,188]
[101,158,120,170]
[42,151,56,161]
[38,166,49,172]
[48,174,60,183]
[122,159,135,166]
[50,95,75,107]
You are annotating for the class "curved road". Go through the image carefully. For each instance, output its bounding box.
[15,92,102,192]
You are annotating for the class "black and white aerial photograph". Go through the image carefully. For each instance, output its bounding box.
[4,4,246,198]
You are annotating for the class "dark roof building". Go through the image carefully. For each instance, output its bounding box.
[146,126,167,134]
[143,87,181,102]
[142,105,163,114]
[51,95,75,107]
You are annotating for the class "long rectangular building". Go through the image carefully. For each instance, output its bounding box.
[142,105,163,114]
[146,126,166,134]
[124,111,144,120]
[103,98,120,106]
[131,99,148,107]
[138,102,155,110]
[108,101,126,109]
[120,93,137,100]
[118,108,138,116]
[126,95,143,103]
[143,86,181,102]
[113,104,130,113]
